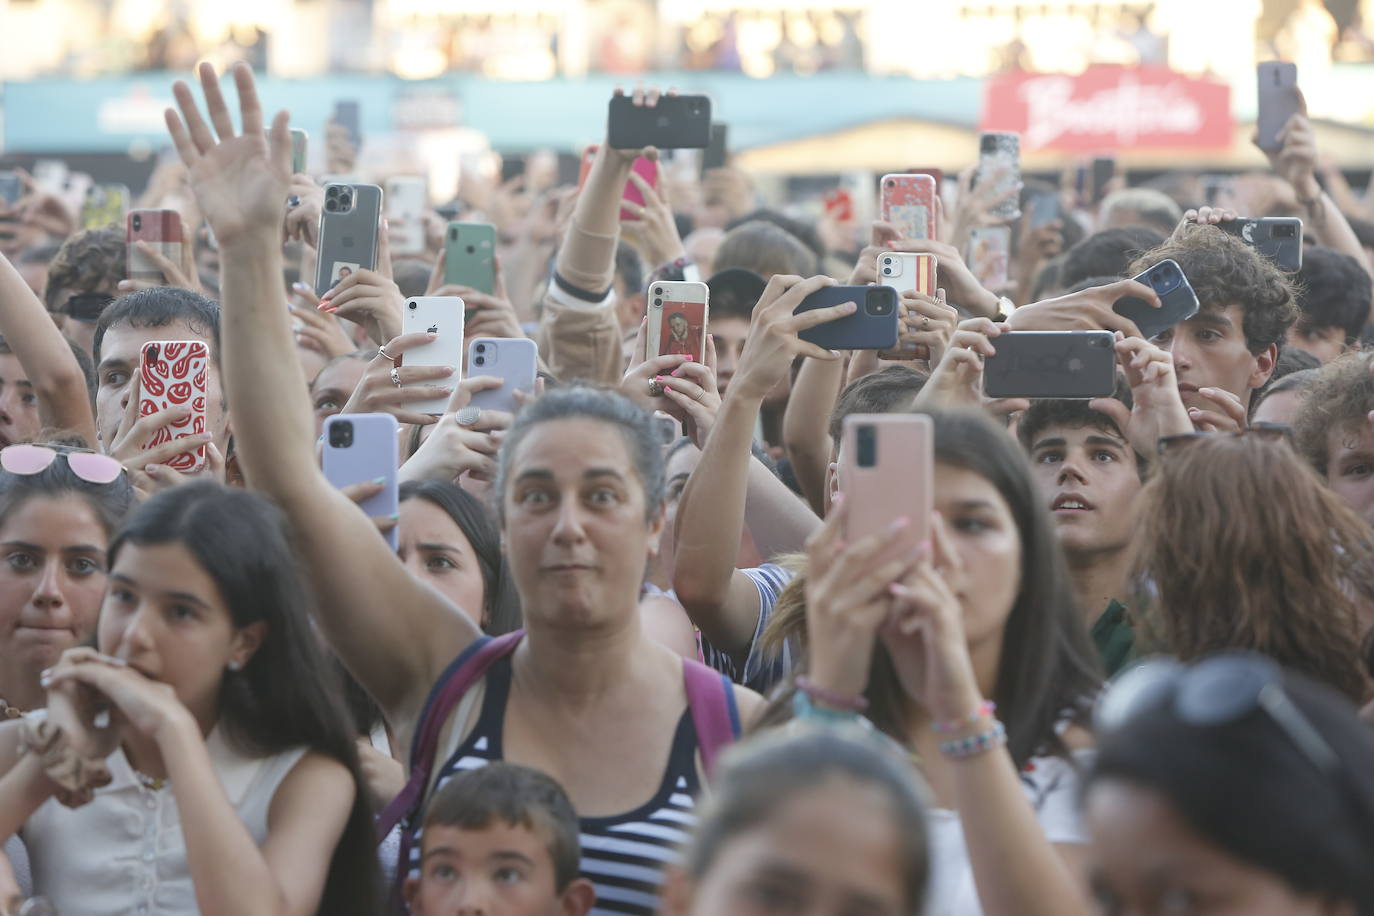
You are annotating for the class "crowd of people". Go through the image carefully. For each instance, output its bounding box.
[0,59,1373,916]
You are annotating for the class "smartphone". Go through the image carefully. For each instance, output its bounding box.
[880,174,937,241]
[386,176,428,257]
[83,183,130,229]
[653,411,682,445]
[607,94,712,150]
[878,252,937,361]
[823,188,855,223]
[1257,62,1300,153]
[647,280,710,358]
[905,167,944,194]
[796,286,899,351]
[1220,217,1303,272]
[1027,190,1060,229]
[977,132,1021,220]
[0,171,21,207]
[1113,259,1201,340]
[31,159,67,195]
[467,337,538,414]
[702,123,730,172]
[1091,156,1116,204]
[620,156,659,223]
[333,100,361,147]
[443,221,497,294]
[839,413,932,547]
[401,296,464,415]
[139,340,208,474]
[966,226,1011,291]
[315,183,383,296]
[983,331,1117,400]
[290,128,309,174]
[322,414,399,551]
[127,209,183,285]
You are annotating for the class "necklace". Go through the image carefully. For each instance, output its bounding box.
[134,770,168,792]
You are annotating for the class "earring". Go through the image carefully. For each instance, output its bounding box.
[227,661,243,672]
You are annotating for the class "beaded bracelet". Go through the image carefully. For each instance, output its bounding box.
[939,719,1008,760]
[932,700,997,734]
[795,675,869,713]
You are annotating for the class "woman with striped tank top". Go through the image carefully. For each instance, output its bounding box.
[196,65,769,916]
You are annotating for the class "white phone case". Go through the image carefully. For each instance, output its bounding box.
[401,296,464,415]
[466,337,538,414]
[646,280,710,359]
[385,177,427,256]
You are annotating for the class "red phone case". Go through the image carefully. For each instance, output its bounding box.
[881,175,937,240]
[620,157,658,222]
[139,340,208,473]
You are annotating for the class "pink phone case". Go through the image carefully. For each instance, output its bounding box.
[880,174,937,241]
[839,413,933,548]
[620,157,658,222]
[139,340,207,474]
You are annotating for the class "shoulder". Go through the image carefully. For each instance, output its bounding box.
[1061,724,1095,752]
[730,683,766,728]
[269,751,355,820]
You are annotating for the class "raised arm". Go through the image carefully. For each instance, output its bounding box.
[167,63,478,725]
[782,354,844,514]
[0,251,98,444]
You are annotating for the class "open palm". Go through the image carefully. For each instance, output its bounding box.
[165,62,292,248]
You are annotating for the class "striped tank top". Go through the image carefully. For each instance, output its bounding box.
[415,653,702,915]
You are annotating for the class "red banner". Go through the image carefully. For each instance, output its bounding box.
[980,66,1232,152]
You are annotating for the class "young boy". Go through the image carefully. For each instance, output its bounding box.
[406,763,596,916]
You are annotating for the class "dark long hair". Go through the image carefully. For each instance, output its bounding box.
[1089,667,1374,914]
[762,409,1103,767]
[398,480,521,635]
[108,482,382,914]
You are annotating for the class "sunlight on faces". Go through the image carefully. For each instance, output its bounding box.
[1153,306,1276,413]
[97,541,263,728]
[1086,780,1349,916]
[405,821,585,916]
[502,418,664,631]
[95,320,226,452]
[664,777,908,916]
[398,498,488,630]
[0,495,108,679]
[1028,425,1142,557]
[1324,421,1374,528]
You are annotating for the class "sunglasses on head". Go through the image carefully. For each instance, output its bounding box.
[0,444,124,485]
[1156,422,1292,456]
[59,292,114,323]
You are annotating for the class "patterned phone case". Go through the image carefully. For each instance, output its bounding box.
[139,340,207,473]
[880,174,937,241]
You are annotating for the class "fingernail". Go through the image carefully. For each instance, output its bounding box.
[843,302,858,312]
[103,655,127,666]
[373,476,387,485]
[427,332,438,339]
[890,517,910,531]
[685,354,694,361]
[145,463,163,472]
[292,282,307,290]
[40,667,51,679]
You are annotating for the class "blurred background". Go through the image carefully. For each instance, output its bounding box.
[2,0,1373,202]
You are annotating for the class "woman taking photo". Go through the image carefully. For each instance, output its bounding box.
[762,408,1102,916]
[0,483,381,915]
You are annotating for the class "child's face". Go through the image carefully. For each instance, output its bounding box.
[405,822,567,916]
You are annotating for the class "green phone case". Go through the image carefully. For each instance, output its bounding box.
[444,222,496,295]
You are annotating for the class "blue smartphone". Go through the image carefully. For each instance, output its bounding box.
[795,286,899,351]
[1113,259,1200,340]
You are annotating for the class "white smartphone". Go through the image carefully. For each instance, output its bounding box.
[646,280,710,359]
[386,177,428,257]
[401,296,464,415]
[466,337,538,414]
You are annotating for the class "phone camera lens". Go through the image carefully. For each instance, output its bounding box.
[408,302,417,310]
[653,297,662,307]
[474,355,485,366]
[328,420,354,449]
[882,267,894,275]
[450,229,458,241]
[476,343,487,352]
[465,245,475,254]
[885,179,895,188]
[856,425,877,468]
[653,287,662,297]
[132,215,142,230]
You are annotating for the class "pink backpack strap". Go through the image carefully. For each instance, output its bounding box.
[683,658,742,778]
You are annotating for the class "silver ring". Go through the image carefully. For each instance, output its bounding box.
[378,345,397,362]
[287,194,302,208]
[455,406,481,427]
[389,367,402,388]
[921,316,931,330]
[647,378,664,397]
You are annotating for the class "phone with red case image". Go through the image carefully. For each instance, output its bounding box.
[647,281,709,359]
[880,174,937,241]
[139,340,207,474]
[839,413,933,549]
[127,209,183,285]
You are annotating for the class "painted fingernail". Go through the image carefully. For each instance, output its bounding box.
[389,512,400,521]
[685,354,695,361]
[317,301,331,310]
[373,476,387,485]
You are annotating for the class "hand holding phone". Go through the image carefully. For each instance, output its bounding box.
[127,209,184,285]
[983,330,1117,400]
[139,340,208,474]
[881,174,937,241]
[839,414,933,547]
[647,281,709,358]
[796,286,899,351]
[466,338,538,414]
[1113,259,1199,339]
[401,297,465,415]
[322,414,399,551]
[1257,62,1300,153]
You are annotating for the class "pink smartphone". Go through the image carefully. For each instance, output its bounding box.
[839,413,933,547]
[620,157,658,222]
[127,209,183,284]
[880,174,937,241]
[139,340,208,474]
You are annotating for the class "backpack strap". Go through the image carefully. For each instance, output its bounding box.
[683,658,742,779]
[378,629,525,842]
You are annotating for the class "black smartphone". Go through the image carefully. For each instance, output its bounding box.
[984,331,1116,400]
[607,95,712,150]
[1220,217,1303,272]
[702,124,730,173]
[1113,259,1201,340]
[1091,156,1116,204]
[796,286,899,351]
[333,100,361,147]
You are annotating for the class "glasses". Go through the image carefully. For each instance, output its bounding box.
[59,292,114,323]
[0,444,124,485]
[1097,652,1372,817]
[1156,422,1292,456]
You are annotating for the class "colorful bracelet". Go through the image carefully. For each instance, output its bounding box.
[939,720,1008,760]
[795,675,870,713]
[932,700,997,734]
[791,689,860,724]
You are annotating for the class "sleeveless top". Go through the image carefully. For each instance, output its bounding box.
[22,718,309,916]
[415,654,702,916]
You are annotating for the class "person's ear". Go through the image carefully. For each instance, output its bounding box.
[646,502,667,557]
[1248,342,1278,390]
[824,460,839,515]
[403,875,422,912]
[228,621,268,672]
[657,865,693,916]
[559,877,597,916]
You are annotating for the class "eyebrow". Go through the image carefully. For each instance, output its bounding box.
[489,851,537,867]
[416,542,462,554]
[948,499,998,512]
[421,847,460,863]
[110,573,211,608]
[1188,312,1234,330]
[1084,434,1127,449]
[1,540,103,554]
[1031,437,1066,451]
[96,358,131,376]
[514,467,628,484]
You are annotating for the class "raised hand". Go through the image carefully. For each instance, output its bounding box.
[731,274,853,402]
[341,332,455,427]
[164,62,291,248]
[1007,277,1162,338]
[401,376,510,484]
[620,159,688,269]
[915,317,1004,410]
[1089,335,1192,455]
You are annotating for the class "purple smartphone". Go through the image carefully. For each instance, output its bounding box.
[322,413,399,551]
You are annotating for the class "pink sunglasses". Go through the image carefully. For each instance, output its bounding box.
[0,444,125,485]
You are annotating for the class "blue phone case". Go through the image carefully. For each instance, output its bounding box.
[322,413,399,551]
[796,286,899,351]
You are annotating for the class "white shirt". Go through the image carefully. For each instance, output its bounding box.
[22,720,308,916]
[924,749,1093,916]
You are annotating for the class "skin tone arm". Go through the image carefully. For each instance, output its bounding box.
[0,251,98,445]
[672,275,844,654]
[166,64,478,729]
[782,354,845,515]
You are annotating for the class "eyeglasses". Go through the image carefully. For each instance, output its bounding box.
[1156,422,1292,456]
[1096,652,1373,817]
[59,292,114,323]
[0,444,124,485]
